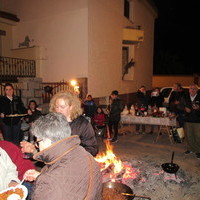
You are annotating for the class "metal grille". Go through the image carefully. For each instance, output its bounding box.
[0,56,36,82]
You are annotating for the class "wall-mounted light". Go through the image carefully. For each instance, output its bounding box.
[70,79,77,87]
[70,79,80,94]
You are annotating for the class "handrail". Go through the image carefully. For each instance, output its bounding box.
[0,56,36,82]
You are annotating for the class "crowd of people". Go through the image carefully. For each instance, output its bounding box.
[0,83,124,199]
[134,83,200,159]
[0,81,200,199]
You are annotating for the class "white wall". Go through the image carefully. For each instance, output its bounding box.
[10,0,89,82]
[88,0,124,97]
[88,0,156,97]
[1,0,156,98]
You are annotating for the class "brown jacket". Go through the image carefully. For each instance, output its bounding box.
[32,136,102,200]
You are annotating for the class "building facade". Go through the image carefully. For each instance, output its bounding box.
[0,0,157,102]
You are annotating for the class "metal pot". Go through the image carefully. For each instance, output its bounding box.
[161,151,180,174]
[103,182,133,200]
[102,182,151,200]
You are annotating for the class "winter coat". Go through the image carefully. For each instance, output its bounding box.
[0,147,20,191]
[169,90,186,113]
[184,93,200,123]
[93,113,106,126]
[109,98,124,122]
[0,140,35,180]
[0,95,27,126]
[32,136,102,200]
[151,95,164,108]
[70,116,98,156]
[84,100,96,118]
[136,91,151,109]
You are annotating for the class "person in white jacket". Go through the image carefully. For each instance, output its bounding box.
[0,147,20,191]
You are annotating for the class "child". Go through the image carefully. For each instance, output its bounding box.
[93,107,106,127]
[93,107,107,138]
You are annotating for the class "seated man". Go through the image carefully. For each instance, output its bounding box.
[24,112,102,200]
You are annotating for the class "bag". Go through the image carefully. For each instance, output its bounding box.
[170,128,182,143]
[176,127,184,139]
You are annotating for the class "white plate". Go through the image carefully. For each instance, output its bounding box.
[0,185,28,200]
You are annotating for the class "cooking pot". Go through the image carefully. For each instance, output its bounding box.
[161,151,179,174]
[102,182,151,200]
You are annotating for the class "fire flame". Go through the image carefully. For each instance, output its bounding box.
[95,140,123,174]
[95,140,139,182]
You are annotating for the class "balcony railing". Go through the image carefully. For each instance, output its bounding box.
[42,81,75,103]
[0,56,36,82]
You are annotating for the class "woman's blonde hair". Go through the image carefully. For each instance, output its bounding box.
[49,91,83,120]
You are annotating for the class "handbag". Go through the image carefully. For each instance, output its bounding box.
[176,127,185,139]
[170,128,182,143]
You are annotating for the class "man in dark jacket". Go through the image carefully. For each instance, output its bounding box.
[108,90,124,143]
[169,83,185,127]
[135,86,151,134]
[184,84,200,159]
[0,83,27,145]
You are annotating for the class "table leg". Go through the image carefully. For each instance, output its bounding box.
[155,125,173,144]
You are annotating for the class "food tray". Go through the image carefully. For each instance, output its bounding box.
[0,185,28,200]
[6,114,28,118]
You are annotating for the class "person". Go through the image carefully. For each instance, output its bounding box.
[83,94,96,120]
[169,83,185,127]
[93,106,106,127]
[21,91,98,156]
[107,90,124,142]
[26,100,42,124]
[0,140,35,199]
[0,147,20,191]
[150,87,164,134]
[24,112,102,200]
[184,84,200,159]
[0,83,27,145]
[135,86,151,134]
[20,100,43,142]
[92,106,107,138]
[151,87,164,109]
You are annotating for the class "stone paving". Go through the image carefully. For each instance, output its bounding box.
[97,124,200,200]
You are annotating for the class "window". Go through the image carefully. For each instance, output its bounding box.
[124,0,130,19]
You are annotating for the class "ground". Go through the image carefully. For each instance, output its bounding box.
[97,124,200,200]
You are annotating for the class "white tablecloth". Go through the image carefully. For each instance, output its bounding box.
[121,114,176,127]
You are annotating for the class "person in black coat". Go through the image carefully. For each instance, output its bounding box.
[107,90,124,142]
[169,83,185,127]
[135,86,151,134]
[26,100,42,124]
[151,87,164,108]
[0,83,27,145]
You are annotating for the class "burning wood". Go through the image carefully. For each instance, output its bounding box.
[95,140,139,183]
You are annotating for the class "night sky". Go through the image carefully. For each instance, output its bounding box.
[152,1,200,75]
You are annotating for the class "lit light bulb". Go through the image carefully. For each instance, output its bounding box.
[70,80,77,86]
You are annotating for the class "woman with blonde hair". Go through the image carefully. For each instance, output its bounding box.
[21,91,98,156]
